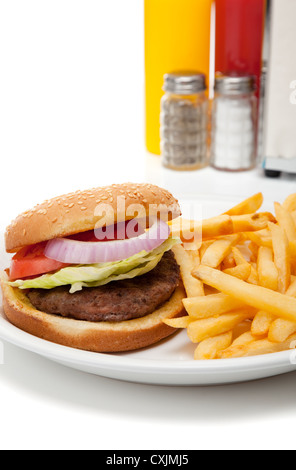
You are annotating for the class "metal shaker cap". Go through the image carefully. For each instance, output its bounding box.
[214,73,256,95]
[163,72,207,95]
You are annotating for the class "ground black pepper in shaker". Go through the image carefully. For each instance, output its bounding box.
[160,72,209,171]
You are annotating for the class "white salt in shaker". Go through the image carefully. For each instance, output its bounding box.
[211,74,257,171]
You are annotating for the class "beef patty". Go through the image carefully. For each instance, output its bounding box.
[27,250,180,322]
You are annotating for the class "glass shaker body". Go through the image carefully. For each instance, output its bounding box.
[160,73,209,171]
[211,75,257,171]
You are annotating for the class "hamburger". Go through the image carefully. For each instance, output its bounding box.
[0,183,186,352]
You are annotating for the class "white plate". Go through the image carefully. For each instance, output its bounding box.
[1,194,296,386]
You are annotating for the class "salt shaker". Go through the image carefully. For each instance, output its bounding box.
[160,72,209,171]
[211,74,257,171]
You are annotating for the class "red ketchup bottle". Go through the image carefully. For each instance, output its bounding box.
[215,0,266,99]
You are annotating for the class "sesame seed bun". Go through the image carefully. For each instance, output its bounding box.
[0,272,186,352]
[5,183,181,253]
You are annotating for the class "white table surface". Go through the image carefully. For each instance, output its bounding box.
[1,0,296,451]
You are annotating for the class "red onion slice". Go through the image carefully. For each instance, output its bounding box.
[44,218,171,264]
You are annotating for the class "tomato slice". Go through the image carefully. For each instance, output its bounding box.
[9,242,69,281]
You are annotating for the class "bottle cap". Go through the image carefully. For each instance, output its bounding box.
[163,72,207,95]
[214,73,256,95]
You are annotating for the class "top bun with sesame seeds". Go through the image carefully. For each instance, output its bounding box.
[5,183,181,253]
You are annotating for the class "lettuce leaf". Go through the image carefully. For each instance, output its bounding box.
[8,237,180,293]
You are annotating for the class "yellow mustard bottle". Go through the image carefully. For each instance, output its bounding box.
[144,0,213,156]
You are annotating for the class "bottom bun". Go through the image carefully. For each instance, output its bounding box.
[0,273,186,352]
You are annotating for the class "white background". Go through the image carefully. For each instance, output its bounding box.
[1,0,296,450]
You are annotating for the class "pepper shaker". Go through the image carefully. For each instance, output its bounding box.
[160,72,209,171]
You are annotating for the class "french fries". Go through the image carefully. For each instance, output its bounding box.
[290,241,296,260]
[163,316,192,329]
[268,318,296,343]
[183,293,245,319]
[201,215,234,240]
[172,244,204,297]
[269,222,291,293]
[232,247,248,265]
[163,192,296,360]
[223,263,251,281]
[246,230,273,248]
[193,265,296,323]
[187,309,255,343]
[282,193,296,213]
[201,236,239,268]
[251,311,275,336]
[222,192,263,216]
[274,202,296,242]
[169,211,275,246]
[194,332,233,360]
[231,212,276,233]
[219,334,296,359]
[286,277,296,297]
[257,246,278,291]
[169,215,233,245]
[230,331,256,347]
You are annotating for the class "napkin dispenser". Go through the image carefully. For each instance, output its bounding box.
[263,0,296,176]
